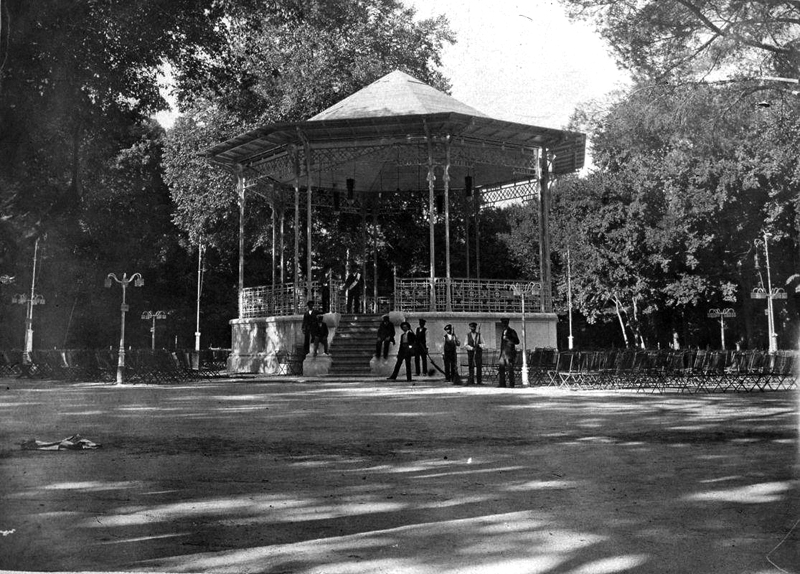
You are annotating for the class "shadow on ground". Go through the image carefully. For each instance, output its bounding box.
[0,378,798,573]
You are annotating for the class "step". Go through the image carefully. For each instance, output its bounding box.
[327,314,383,375]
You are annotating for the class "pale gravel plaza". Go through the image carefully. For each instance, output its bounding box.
[0,376,798,574]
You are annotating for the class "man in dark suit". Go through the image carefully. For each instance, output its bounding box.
[465,322,484,385]
[313,314,329,356]
[342,266,363,313]
[388,321,416,381]
[375,315,395,360]
[498,317,520,387]
[301,301,316,356]
[414,318,428,376]
[321,273,331,313]
[442,324,460,383]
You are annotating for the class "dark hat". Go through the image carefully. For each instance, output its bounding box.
[418,318,426,325]
[306,301,314,307]
[444,324,452,331]
[500,317,510,324]
[400,321,411,330]
[469,322,478,328]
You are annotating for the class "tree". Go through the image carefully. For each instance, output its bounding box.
[0,1,249,349]
[559,0,800,85]
[0,0,228,242]
[163,0,455,290]
[0,1,456,350]
[546,79,800,348]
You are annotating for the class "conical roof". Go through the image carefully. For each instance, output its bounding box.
[204,69,586,179]
[308,70,488,121]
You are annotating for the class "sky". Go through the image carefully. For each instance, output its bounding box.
[409,0,630,130]
[156,1,629,132]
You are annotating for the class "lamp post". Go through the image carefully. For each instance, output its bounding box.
[195,243,205,353]
[509,282,540,386]
[12,292,45,364]
[13,238,42,365]
[753,233,780,352]
[105,272,144,384]
[706,308,736,350]
[566,246,574,350]
[141,310,167,350]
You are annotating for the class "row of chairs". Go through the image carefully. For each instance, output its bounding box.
[0,349,230,384]
[529,348,797,393]
[462,348,559,386]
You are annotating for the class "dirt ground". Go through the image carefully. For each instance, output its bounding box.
[0,376,798,574]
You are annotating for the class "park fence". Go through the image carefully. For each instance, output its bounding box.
[0,348,230,384]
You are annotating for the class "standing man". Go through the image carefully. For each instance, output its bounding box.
[342,265,363,314]
[321,271,331,313]
[464,322,484,385]
[388,321,416,381]
[375,315,395,360]
[313,314,329,356]
[442,324,460,383]
[498,317,520,388]
[414,318,428,376]
[301,301,316,356]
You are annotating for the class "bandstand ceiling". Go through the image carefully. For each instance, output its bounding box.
[203,70,586,201]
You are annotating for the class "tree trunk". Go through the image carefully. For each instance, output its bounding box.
[613,296,630,347]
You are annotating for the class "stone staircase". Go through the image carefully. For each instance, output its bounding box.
[328,314,381,376]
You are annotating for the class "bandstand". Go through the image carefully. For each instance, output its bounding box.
[203,70,586,376]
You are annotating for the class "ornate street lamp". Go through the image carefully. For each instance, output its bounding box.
[141,310,167,350]
[195,243,205,353]
[13,238,42,365]
[706,308,736,350]
[105,272,144,383]
[509,282,540,386]
[753,232,780,352]
[12,292,45,364]
[566,246,574,350]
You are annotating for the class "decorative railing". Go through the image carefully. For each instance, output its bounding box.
[394,277,542,314]
[239,277,543,318]
[240,280,346,319]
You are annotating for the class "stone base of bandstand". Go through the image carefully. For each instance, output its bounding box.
[226,314,340,375]
[227,311,558,377]
[371,356,395,377]
[303,354,332,376]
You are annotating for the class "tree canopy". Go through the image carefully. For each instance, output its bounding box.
[0,0,455,349]
[4,0,800,353]
[163,1,454,257]
[511,79,800,349]
[559,0,800,85]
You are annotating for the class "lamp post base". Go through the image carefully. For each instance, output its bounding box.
[116,348,125,384]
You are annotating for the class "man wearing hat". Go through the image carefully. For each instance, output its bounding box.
[301,300,317,356]
[442,324,460,383]
[312,314,329,356]
[342,265,363,313]
[414,318,428,376]
[464,322,484,385]
[498,318,520,387]
[375,315,395,360]
[388,321,416,381]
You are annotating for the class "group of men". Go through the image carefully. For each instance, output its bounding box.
[380,317,521,387]
[301,301,329,357]
[305,301,523,387]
